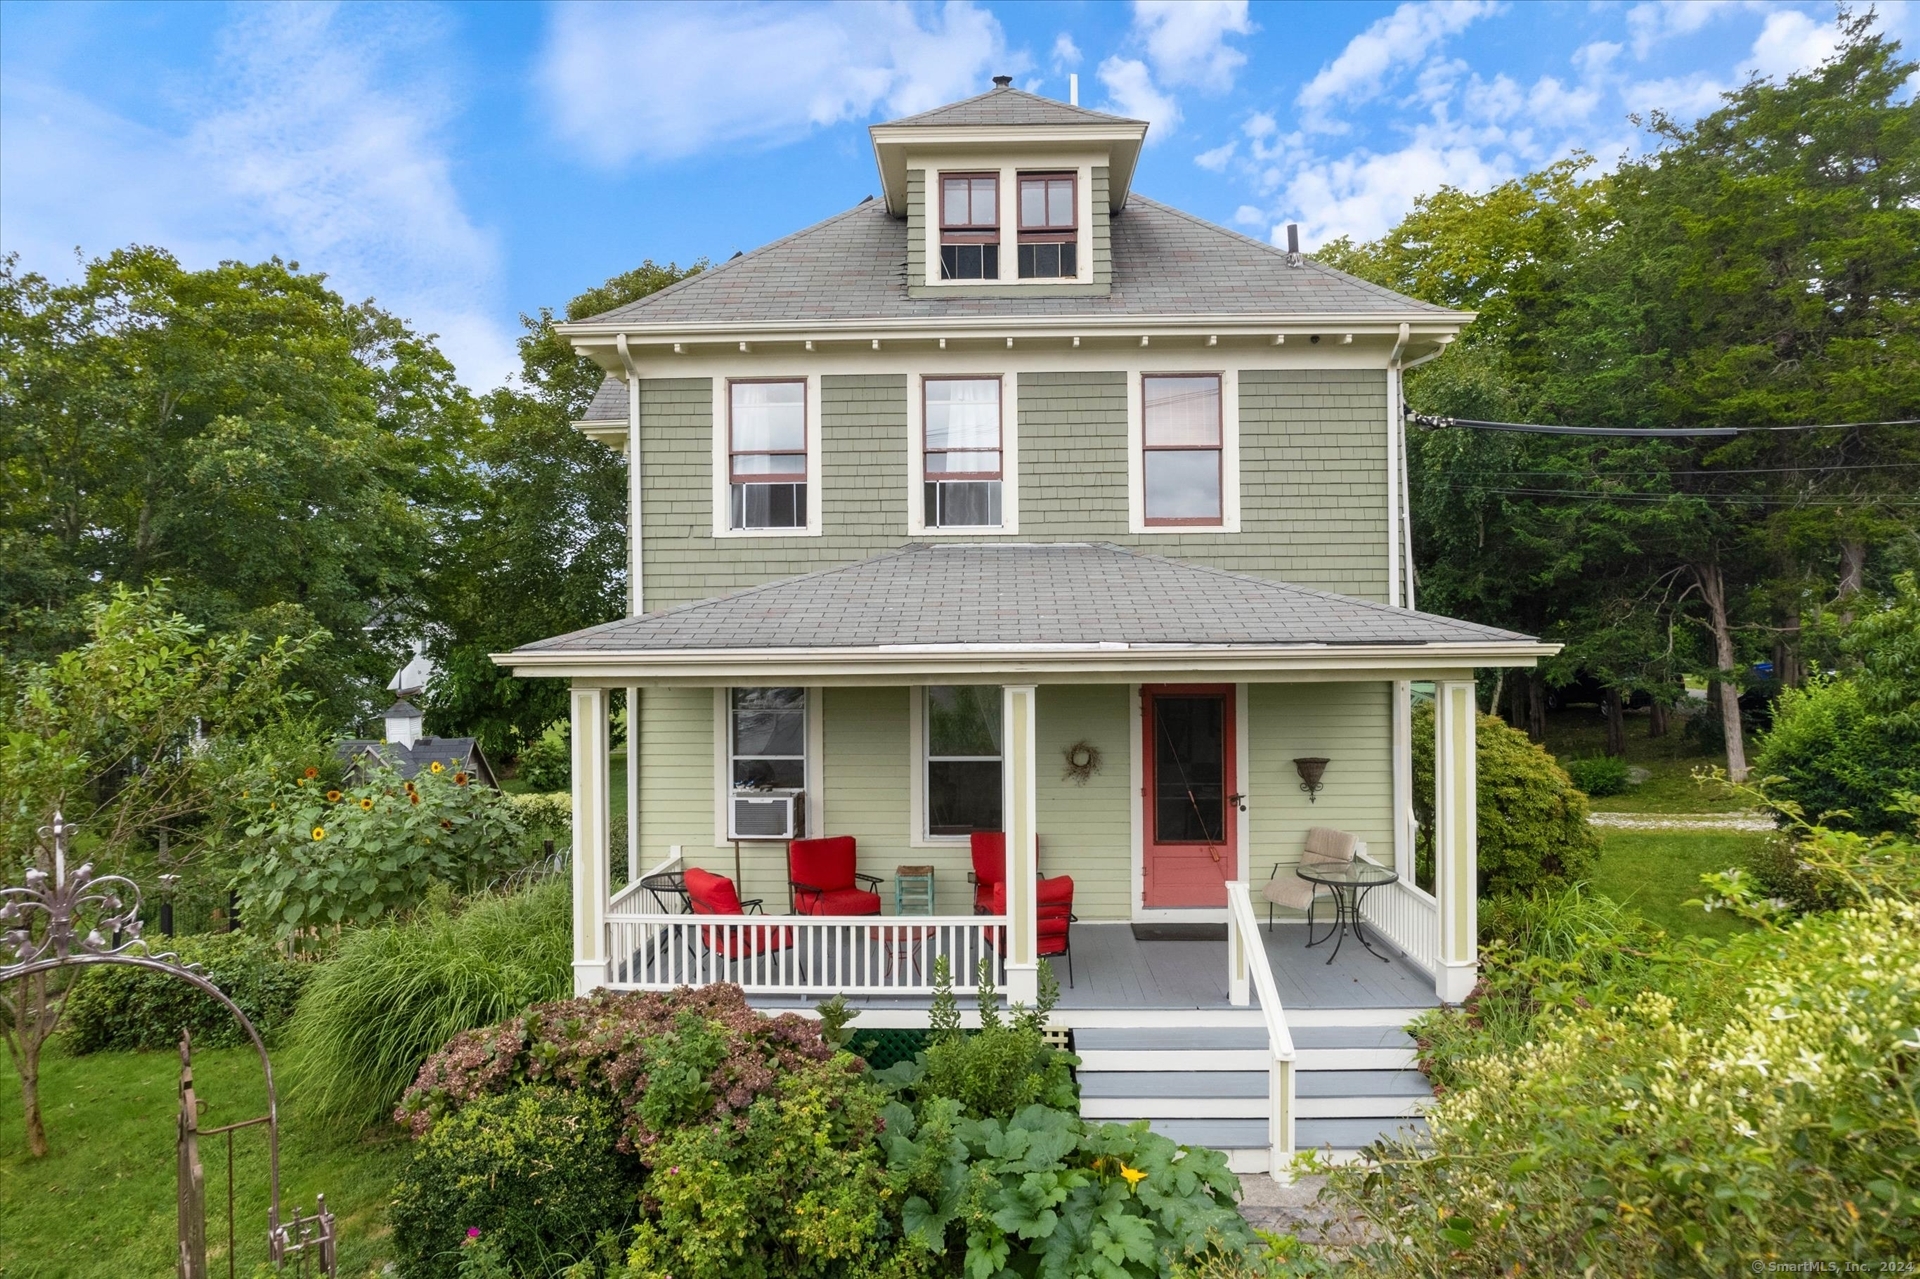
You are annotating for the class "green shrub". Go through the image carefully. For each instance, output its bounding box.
[63,931,311,1052]
[1338,899,1920,1275]
[1755,677,1920,834]
[873,957,1078,1121]
[396,984,838,1154]
[389,1085,637,1279]
[516,727,570,793]
[880,1099,1255,1276]
[1561,754,1631,797]
[1413,701,1600,895]
[615,1068,895,1279]
[234,758,529,942]
[285,878,570,1129]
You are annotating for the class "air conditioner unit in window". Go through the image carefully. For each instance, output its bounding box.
[730,790,804,841]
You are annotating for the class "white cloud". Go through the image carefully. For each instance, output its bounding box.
[1625,1,1739,59]
[1232,204,1266,227]
[1195,141,1237,171]
[536,1,1016,166]
[1052,32,1082,70]
[1098,56,1182,137]
[1574,40,1624,77]
[1296,1,1495,128]
[1132,0,1255,92]
[1746,9,1840,81]
[1280,128,1519,247]
[0,4,514,389]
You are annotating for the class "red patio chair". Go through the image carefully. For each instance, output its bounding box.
[787,836,882,916]
[969,831,1006,915]
[990,874,1077,987]
[685,866,796,962]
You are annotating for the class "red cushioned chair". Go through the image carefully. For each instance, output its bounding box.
[990,874,1077,987]
[786,836,882,916]
[685,866,795,962]
[968,831,1006,915]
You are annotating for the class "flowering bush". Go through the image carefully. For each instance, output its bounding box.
[232,758,525,939]
[396,985,840,1155]
[1340,899,1920,1274]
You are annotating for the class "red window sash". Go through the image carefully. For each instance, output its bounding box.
[1142,373,1224,527]
[939,173,1000,238]
[924,377,1003,482]
[729,378,807,486]
[1017,173,1077,241]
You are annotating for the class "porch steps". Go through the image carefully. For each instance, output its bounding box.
[1073,1014,1433,1175]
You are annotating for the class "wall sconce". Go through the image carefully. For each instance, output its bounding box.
[1294,757,1329,803]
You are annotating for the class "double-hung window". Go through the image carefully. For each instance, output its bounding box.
[940,173,999,280]
[1142,374,1224,525]
[924,377,1002,528]
[1017,173,1077,279]
[729,380,806,529]
[925,686,1001,836]
[730,687,806,790]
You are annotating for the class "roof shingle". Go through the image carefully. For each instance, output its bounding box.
[880,85,1143,129]
[513,543,1533,654]
[572,197,1453,329]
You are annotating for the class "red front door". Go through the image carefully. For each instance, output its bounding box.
[1142,685,1237,908]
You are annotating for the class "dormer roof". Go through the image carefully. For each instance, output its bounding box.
[869,83,1149,215]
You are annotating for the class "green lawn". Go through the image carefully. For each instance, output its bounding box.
[1589,828,1765,941]
[2,1040,407,1278]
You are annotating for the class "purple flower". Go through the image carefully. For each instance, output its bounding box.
[466,1227,481,1240]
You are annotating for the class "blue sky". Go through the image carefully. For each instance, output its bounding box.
[3,1,1911,391]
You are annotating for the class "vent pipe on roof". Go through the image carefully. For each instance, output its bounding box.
[1070,73,1079,105]
[993,74,1013,88]
[1285,223,1303,268]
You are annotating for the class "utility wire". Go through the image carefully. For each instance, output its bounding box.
[1439,484,1920,507]
[1459,462,1920,478]
[1407,410,1920,437]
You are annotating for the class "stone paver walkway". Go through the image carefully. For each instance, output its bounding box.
[1237,1174,1375,1249]
[1588,811,1773,832]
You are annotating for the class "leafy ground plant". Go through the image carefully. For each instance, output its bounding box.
[63,930,311,1052]
[285,877,570,1129]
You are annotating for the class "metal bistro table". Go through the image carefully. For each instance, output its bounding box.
[1294,860,1400,964]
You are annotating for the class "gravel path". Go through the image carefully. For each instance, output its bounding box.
[1588,812,1774,832]
[1237,1173,1375,1249]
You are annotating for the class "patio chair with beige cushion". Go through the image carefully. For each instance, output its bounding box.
[1259,826,1358,936]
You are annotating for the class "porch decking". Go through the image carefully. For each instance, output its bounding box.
[747,920,1438,1024]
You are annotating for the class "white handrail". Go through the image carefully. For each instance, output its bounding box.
[609,844,683,915]
[1354,853,1438,978]
[1225,881,1297,1183]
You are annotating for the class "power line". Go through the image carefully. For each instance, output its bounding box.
[1408,410,1920,437]
[1461,462,1920,478]
[1439,484,1920,507]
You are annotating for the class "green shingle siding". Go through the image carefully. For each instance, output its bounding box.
[1036,684,1132,919]
[906,171,925,286]
[637,366,1388,609]
[1091,167,1111,287]
[1247,681,1395,881]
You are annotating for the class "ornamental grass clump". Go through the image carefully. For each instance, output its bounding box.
[1339,899,1920,1275]
[284,877,570,1128]
[396,984,841,1155]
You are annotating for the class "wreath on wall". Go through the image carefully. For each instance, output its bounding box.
[1062,739,1102,785]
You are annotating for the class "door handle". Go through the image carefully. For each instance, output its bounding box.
[1227,792,1247,812]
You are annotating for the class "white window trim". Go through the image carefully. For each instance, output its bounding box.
[918,160,1094,289]
[907,684,1004,848]
[1126,368,1241,535]
[712,686,823,844]
[907,372,1020,536]
[711,374,823,538]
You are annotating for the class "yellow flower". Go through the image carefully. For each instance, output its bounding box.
[311,826,326,841]
[296,777,308,787]
[359,797,374,811]
[1118,1163,1147,1192]
[430,761,445,774]
[325,789,343,803]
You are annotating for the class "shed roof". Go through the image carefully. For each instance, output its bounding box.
[512,543,1532,655]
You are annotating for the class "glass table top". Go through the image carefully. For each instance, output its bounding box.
[1294,860,1400,888]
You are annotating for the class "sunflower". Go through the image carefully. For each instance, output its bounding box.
[296,777,308,787]
[439,818,452,830]
[311,826,326,841]
[429,761,445,774]
[453,772,469,786]
[304,766,319,779]
[325,789,343,803]
[409,793,420,805]
[359,797,374,811]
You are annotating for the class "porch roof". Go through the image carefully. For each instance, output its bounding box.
[499,543,1554,682]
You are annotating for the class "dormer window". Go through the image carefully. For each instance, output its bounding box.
[1017,173,1077,279]
[940,173,999,280]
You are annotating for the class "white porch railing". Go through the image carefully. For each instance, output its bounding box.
[605,912,1009,996]
[1224,881,1297,1183]
[609,846,684,916]
[1356,857,1439,978]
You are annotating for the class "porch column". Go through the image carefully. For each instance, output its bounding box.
[571,684,611,996]
[1002,684,1040,1003]
[1433,679,1479,1003]
[625,685,641,884]
[1391,680,1414,882]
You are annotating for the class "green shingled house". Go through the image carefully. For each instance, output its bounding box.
[499,79,1556,1176]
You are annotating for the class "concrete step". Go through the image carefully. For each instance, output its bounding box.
[1297,1115,1428,1153]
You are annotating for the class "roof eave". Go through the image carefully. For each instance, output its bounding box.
[492,639,1558,684]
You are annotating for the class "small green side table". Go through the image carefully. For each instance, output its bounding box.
[895,864,936,915]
